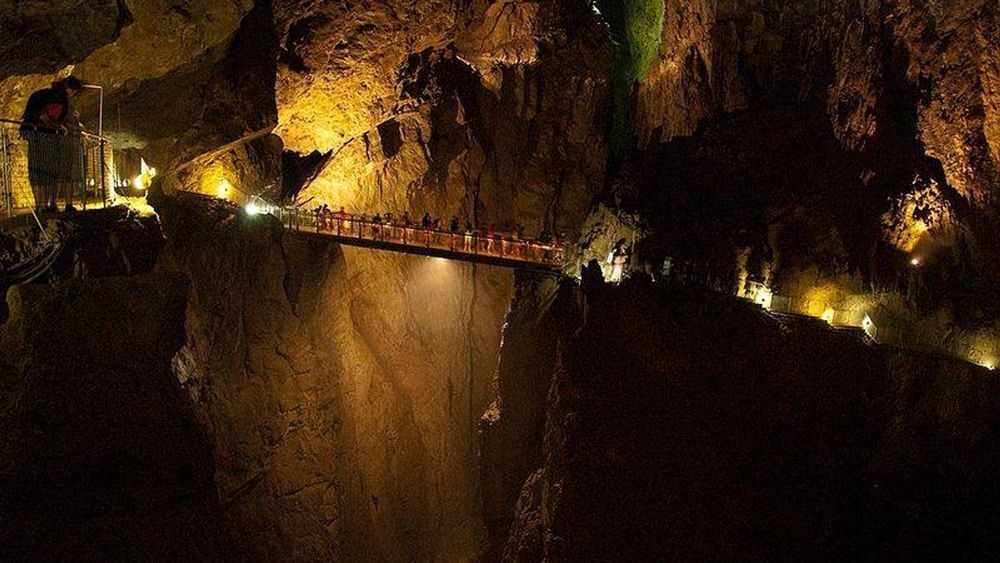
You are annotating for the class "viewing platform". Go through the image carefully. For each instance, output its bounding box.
[0,119,116,217]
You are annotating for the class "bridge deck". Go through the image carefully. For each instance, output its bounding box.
[276,209,565,274]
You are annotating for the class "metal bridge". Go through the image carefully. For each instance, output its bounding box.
[274,207,566,273]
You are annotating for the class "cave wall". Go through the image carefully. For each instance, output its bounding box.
[0,274,237,562]
[0,0,129,82]
[490,279,1000,562]
[0,0,253,124]
[607,0,1000,325]
[296,246,513,562]
[278,1,610,239]
[156,195,513,562]
[4,0,1000,561]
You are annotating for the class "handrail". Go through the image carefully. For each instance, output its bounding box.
[275,206,566,267]
[0,118,111,143]
[0,118,115,216]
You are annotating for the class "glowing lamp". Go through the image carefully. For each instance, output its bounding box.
[217,179,231,199]
[245,201,261,216]
[754,287,773,310]
[132,176,144,190]
[910,257,922,267]
[862,314,877,341]
[821,308,835,324]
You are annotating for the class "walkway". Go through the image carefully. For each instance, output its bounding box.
[275,207,565,273]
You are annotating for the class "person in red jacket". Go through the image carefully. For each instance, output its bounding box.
[20,77,85,212]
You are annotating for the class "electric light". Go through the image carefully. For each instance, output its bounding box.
[754,287,773,310]
[821,307,835,324]
[910,257,922,267]
[862,314,876,340]
[131,159,156,191]
[245,201,261,216]
[217,179,231,199]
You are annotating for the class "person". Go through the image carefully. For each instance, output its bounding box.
[372,213,383,240]
[464,219,474,252]
[384,212,396,240]
[449,216,460,250]
[581,258,605,293]
[321,204,331,231]
[421,213,433,246]
[486,224,496,253]
[20,76,85,212]
[359,213,369,238]
[337,206,347,234]
[610,246,629,283]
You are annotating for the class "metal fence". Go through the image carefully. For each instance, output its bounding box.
[0,120,115,216]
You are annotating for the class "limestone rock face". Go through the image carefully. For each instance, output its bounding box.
[0,274,237,562]
[155,194,513,562]
[155,196,340,562]
[8,1,1000,562]
[273,0,459,154]
[492,280,1000,562]
[480,274,579,561]
[278,1,610,238]
[601,0,1000,320]
[0,0,252,122]
[85,0,277,172]
[0,0,129,82]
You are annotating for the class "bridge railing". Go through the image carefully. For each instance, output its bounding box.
[0,119,114,216]
[275,206,565,267]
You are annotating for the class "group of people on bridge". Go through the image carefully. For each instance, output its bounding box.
[305,204,565,265]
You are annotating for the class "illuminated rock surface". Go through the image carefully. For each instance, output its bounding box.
[156,195,512,562]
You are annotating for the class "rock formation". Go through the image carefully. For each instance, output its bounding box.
[2,0,1000,562]
[0,274,236,562]
[492,278,1000,562]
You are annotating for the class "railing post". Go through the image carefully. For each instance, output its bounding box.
[81,134,87,211]
[0,127,9,216]
[100,138,107,208]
